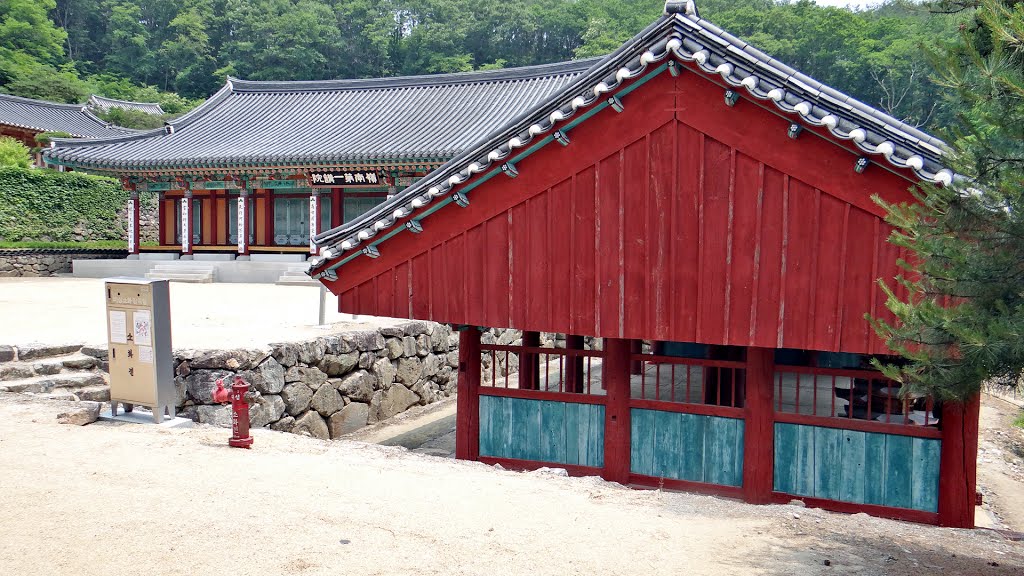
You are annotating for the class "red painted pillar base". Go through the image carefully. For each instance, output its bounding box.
[565,334,585,393]
[520,331,540,390]
[455,328,481,461]
[603,338,632,484]
[743,347,774,504]
[938,394,980,528]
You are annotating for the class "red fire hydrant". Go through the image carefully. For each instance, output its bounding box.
[212,376,253,448]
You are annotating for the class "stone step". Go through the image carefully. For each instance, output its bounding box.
[145,271,214,283]
[2,343,83,363]
[0,372,107,394]
[276,267,319,286]
[0,353,101,381]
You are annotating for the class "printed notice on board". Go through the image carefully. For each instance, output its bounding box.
[138,346,153,364]
[133,310,152,346]
[109,310,127,344]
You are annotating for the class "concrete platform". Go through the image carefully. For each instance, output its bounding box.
[73,258,316,284]
[100,406,194,428]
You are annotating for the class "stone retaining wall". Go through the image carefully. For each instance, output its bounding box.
[0,249,128,277]
[175,321,464,439]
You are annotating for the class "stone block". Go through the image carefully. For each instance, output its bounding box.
[18,343,81,360]
[373,384,419,422]
[184,369,233,405]
[57,402,101,426]
[284,366,328,390]
[0,345,14,362]
[310,383,344,417]
[292,410,330,439]
[372,358,397,390]
[240,357,286,394]
[281,383,314,416]
[328,403,369,438]
[335,369,376,403]
[396,357,422,385]
[318,352,359,377]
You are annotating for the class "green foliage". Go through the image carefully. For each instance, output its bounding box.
[870,0,1024,402]
[1014,411,1024,429]
[93,107,168,130]
[34,132,73,147]
[0,167,129,242]
[0,138,31,169]
[0,0,66,63]
[0,240,126,249]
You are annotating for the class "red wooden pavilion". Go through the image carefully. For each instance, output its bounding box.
[310,2,977,527]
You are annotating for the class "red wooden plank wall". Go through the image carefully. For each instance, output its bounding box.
[327,72,916,355]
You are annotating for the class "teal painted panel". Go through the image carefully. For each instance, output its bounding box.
[477,396,604,468]
[911,438,941,513]
[629,410,742,487]
[884,435,914,510]
[540,401,566,464]
[563,403,581,465]
[794,424,816,496]
[704,417,743,487]
[813,427,843,501]
[588,405,605,468]
[479,395,494,457]
[863,432,888,506]
[773,423,941,512]
[678,412,707,483]
[653,410,682,479]
[838,430,867,504]
[774,423,799,494]
[630,408,656,476]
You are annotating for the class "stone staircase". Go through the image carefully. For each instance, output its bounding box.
[276,263,319,286]
[0,343,110,402]
[145,262,215,283]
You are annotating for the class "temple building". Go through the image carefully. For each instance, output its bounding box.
[309,2,978,527]
[0,93,133,164]
[43,61,593,261]
[87,95,165,116]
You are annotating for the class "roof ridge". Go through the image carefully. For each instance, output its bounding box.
[89,94,163,107]
[228,58,601,93]
[0,92,87,111]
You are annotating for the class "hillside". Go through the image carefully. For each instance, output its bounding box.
[1,1,970,132]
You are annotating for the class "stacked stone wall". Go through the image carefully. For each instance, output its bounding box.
[174,321,462,439]
[0,249,127,277]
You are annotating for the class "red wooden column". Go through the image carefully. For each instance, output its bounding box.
[519,331,540,390]
[603,338,632,484]
[938,394,980,528]
[455,327,482,461]
[565,335,585,393]
[743,347,775,503]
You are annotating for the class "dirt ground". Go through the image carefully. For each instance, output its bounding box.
[977,393,1024,531]
[1,393,1021,576]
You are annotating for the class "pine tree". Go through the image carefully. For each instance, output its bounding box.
[871,0,1024,401]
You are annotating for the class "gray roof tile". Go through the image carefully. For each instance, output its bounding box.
[88,95,165,115]
[45,60,596,170]
[0,94,134,138]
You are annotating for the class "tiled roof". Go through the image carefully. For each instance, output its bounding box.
[43,60,597,171]
[310,3,952,271]
[0,93,134,138]
[88,95,165,115]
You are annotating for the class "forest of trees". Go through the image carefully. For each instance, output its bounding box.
[1,1,970,130]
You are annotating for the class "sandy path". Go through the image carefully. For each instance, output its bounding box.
[977,394,1024,530]
[0,393,1020,576]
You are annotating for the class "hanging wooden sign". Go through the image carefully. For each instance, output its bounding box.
[308,170,382,187]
